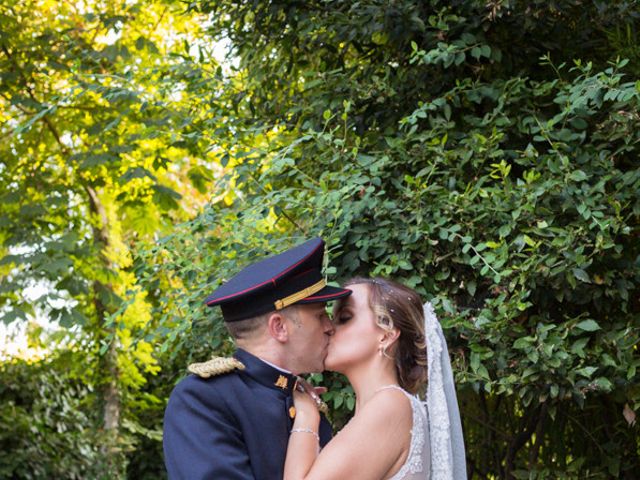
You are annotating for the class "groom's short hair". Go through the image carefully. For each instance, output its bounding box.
[225,306,300,341]
[224,312,270,340]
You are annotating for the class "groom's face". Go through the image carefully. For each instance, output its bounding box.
[285,303,334,375]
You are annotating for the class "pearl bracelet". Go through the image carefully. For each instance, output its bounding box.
[290,427,320,442]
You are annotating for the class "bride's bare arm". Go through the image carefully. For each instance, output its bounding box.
[283,388,412,480]
[283,387,322,480]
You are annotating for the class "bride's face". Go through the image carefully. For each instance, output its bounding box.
[325,283,383,373]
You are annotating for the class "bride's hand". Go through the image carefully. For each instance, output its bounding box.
[293,378,322,425]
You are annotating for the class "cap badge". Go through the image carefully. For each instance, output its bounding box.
[275,375,289,389]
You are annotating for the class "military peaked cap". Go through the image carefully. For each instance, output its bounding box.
[205,237,351,322]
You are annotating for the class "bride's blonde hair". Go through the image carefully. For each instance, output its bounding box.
[344,277,428,394]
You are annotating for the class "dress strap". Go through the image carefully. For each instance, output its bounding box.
[374,384,405,394]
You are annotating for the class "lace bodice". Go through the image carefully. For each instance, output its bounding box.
[377,385,430,480]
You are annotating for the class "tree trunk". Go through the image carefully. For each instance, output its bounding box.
[86,185,123,476]
[103,339,120,431]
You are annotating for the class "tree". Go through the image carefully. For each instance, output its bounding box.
[0,0,217,475]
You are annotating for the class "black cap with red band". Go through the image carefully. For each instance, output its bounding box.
[204,237,351,322]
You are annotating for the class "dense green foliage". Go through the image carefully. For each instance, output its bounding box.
[151,0,640,477]
[1,0,639,478]
[0,355,106,479]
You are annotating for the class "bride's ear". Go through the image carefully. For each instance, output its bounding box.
[380,328,400,348]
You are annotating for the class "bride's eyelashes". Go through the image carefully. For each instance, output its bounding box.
[333,310,352,324]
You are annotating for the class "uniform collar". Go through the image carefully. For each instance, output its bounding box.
[260,357,292,374]
[234,348,296,395]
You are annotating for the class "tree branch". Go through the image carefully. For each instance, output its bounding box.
[504,404,544,478]
[1,43,70,155]
[529,402,548,467]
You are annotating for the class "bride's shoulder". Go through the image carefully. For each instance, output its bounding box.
[314,387,415,480]
[359,387,413,425]
[333,387,413,458]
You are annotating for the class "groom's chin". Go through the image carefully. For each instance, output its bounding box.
[321,356,333,373]
[313,360,327,374]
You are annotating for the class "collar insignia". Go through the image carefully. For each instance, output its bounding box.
[275,374,289,389]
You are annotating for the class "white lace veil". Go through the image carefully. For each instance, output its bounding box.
[423,302,467,480]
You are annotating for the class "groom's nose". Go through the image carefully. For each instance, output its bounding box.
[323,316,335,336]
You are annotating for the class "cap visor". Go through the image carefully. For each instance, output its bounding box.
[296,285,352,304]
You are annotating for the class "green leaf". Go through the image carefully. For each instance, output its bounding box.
[397,259,412,270]
[470,352,480,372]
[576,366,597,378]
[1,307,28,325]
[569,170,588,182]
[571,337,589,357]
[15,105,57,134]
[523,235,536,247]
[498,225,511,238]
[570,117,588,130]
[40,257,73,276]
[572,268,591,283]
[152,184,182,210]
[345,395,355,411]
[79,152,120,168]
[593,377,613,392]
[575,319,600,332]
[466,280,476,296]
[536,220,548,229]
[513,337,534,349]
[188,166,213,194]
[119,167,157,184]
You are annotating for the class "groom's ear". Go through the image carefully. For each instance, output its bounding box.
[266,312,289,343]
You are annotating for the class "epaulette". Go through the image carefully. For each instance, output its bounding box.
[188,356,245,378]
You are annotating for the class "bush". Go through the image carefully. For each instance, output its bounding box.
[143,1,640,477]
[0,354,105,479]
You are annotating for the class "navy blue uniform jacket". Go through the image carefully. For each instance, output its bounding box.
[163,349,332,479]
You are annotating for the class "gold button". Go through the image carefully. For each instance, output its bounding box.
[289,406,296,418]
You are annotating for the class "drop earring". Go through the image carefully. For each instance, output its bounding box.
[379,343,393,360]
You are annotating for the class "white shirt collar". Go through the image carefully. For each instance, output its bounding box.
[259,357,292,374]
